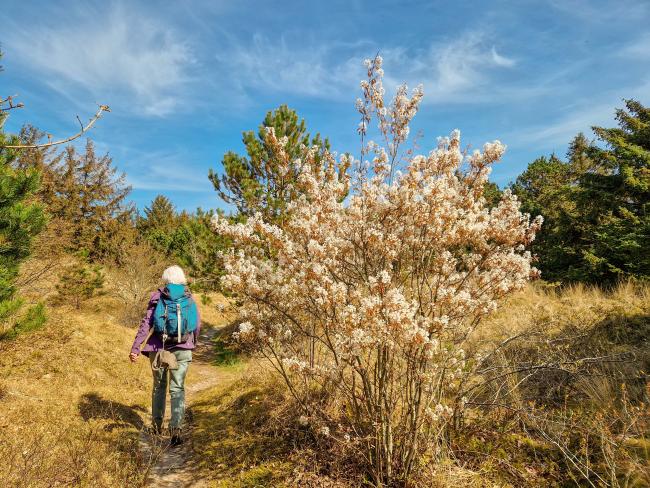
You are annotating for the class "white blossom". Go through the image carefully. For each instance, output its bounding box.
[214,59,542,480]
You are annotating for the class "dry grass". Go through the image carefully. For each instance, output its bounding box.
[190,370,295,487]
[187,282,649,487]
[475,281,649,342]
[460,281,650,486]
[2,279,647,486]
[0,295,154,487]
[189,365,357,487]
[2,255,240,487]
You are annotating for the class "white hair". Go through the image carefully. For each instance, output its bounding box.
[162,265,187,285]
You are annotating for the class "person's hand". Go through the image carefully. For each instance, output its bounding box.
[129,352,139,363]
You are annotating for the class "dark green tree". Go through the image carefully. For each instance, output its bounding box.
[511,154,580,282]
[483,181,503,208]
[136,194,179,252]
[136,195,229,291]
[209,105,329,223]
[572,100,650,282]
[0,52,47,337]
[513,101,650,284]
[169,208,229,291]
[138,195,177,234]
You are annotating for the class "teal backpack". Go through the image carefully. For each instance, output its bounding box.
[152,284,198,344]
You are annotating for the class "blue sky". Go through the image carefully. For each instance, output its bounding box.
[2,0,649,213]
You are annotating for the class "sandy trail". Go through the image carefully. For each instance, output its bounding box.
[139,322,237,487]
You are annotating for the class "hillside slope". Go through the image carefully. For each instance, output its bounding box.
[0,292,236,487]
[1,283,648,487]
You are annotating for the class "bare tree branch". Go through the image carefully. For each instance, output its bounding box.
[0,104,110,149]
[0,95,24,112]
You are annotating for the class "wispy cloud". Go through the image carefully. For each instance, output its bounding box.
[620,33,650,59]
[546,0,649,22]
[491,47,516,68]
[509,74,650,150]
[5,3,194,117]
[215,31,517,105]
[120,149,212,192]
[215,35,365,100]
[381,33,518,103]
[512,102,615,148]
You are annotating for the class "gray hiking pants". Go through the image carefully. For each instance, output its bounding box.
[149,349,192,430]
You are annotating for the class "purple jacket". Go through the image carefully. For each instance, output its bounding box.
[130,288,201,357]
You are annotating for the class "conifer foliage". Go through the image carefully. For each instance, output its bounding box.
[53,251,104,309]
[514,100,650,283]
[137,194,228,291]
[209,104,332,224]
[48,140,132,260]
[0,54,47,336]
[576,100,650,282]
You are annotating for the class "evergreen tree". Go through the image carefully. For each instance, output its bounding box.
[136,195,229,291]
[209,105,330,223]
[514,101,650,284]
[169,208,229,291]
[48,140,133,260]
[53,251,104,309]
[0,54,47,336]
[572,100,650,282]
[483,181,503,208]
[136,194,179,252]
[14,125,62,202]
[512,154,580,282]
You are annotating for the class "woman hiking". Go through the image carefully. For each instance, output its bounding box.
[129,265,200,446]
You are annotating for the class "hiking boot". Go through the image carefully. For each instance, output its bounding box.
[149,424,163,436]
[170,428,183,447]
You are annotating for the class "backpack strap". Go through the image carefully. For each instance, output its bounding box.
[176,299,182,343]
[140,292,161,350]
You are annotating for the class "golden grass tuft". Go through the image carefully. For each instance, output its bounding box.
[0,295,154,487]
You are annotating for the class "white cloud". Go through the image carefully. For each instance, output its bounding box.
[122,150,212,192]
[547,0,648,23]
[620,33,650,59]
[491,47,516,67]
[6,3,194,117]
[215,31,517,105]
[384,33,517,103]
[513,102,615,147]
[509,75,650,150]
[215,35,363,100]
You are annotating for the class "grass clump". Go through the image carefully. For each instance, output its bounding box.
[0,294,153,487]
[190,374,295,487]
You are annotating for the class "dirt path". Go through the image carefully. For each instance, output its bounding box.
[139,322,238,487]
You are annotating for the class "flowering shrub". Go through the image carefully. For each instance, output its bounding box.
[214,57,542,485]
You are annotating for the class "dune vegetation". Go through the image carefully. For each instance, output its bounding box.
[1,48,648,486]
[4,279,646,486]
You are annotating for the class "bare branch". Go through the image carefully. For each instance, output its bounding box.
[0,104,110,149]
[0,95,24,112]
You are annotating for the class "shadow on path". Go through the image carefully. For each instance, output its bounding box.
[78,392,146,432]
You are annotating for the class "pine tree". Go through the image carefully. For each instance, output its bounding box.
[48,140,133,260]
[136,195,229,291]
[169,208,229,291]
[483,181,503,208]
[0,53,47,336]
[53,251,104,309]
[512,154,580,282]
[209,105,330,223]
[136,194,178,252]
